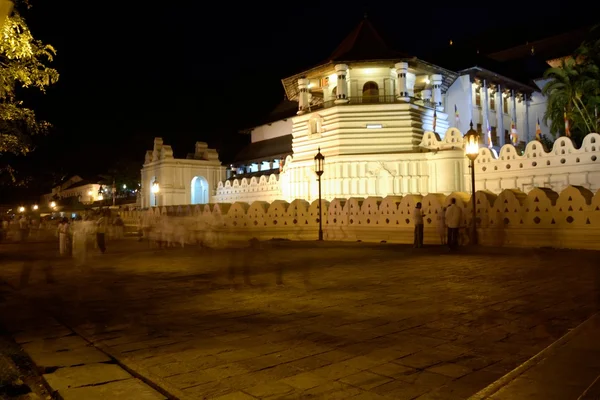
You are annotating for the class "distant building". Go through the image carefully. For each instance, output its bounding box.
[41,175,103,206]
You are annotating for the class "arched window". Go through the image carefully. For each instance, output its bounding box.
[331,86,337,98]
[362,81,379,103]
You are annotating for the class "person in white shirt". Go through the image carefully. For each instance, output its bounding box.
[412,202,424,248]
[445,198,463,250]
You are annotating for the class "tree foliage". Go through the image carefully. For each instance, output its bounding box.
[0,3,58,183]
[542,26,600,143]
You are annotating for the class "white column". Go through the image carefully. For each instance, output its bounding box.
[421,89,431,103]
[483,79,489,134]
[497,85,504,146]
[406,73,416,97]
[334,64,349,104]
[524,94,530,142]
[512,90,518,140]
[395,62,409,101]
[297,78,309,115]
[431,74,443,109]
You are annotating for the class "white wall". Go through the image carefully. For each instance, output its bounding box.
[250,119,293,143]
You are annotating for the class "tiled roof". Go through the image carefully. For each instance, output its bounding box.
[233,134,292,164]
[327,17,411,63]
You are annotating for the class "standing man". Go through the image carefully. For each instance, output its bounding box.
[413,202,424,248]
[445,198,462,250]
[96,210,108,253]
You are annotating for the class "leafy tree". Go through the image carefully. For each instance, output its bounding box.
[0,1,59,183]
[542,26,600,143]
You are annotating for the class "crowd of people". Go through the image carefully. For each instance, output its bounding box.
[413,199,465,249]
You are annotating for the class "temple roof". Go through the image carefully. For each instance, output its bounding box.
[233,134,292,165]
[327,17,411,63]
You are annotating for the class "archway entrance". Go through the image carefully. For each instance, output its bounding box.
[191,176,209,204]
[363,81,379,103]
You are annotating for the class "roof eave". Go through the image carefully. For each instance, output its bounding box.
[459,66,538,94]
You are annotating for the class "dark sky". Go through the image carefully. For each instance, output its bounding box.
[5,0,596,200]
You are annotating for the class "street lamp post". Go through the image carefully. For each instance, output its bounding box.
[112,179,116,207]
[314,148,325,241]
[464,121,480,245]
[151,180,160,207]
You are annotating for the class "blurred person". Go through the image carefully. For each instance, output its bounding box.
[413,202,424,248]
[113,213,124,239]
[437,207,447,245]
[58,218,69,255]
[96,210,108,253]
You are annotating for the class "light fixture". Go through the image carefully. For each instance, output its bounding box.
[464,122,480,160]
[464,121,480,246]
[314,149,325,241]
[18,206,25,213]
[424,77,430,85]
[366,124,383,129]
[88,190,93,196]
[123,184,127,189]
[33,205,38,210]
[151,181,160,194]
[50,201,56,208]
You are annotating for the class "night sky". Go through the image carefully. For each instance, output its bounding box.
[4,0,596,201]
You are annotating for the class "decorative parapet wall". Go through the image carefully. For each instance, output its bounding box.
[214,174,281,203]
[122,185,600,251]
[421,131,600,195]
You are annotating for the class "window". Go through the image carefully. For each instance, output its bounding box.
[362,81,379,103]
[475,88,481,107]
[504,129,510,145]
[503,96,509,112]
[490,94,495,110]
[476,123,482,133]
[491,127,498,144]
[309,115,323,135]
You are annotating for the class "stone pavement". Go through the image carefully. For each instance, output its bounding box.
[469,312,600,400]
[0,239,599,399]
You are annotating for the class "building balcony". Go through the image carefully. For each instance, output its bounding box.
[304,95,436,113]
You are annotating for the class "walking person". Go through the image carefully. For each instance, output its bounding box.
[413,202,424,248]
[58,218,69,255]
[96,211,108,253]
[445,198,462,250]
[437,207,447,245]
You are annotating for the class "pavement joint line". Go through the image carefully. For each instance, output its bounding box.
[65,321,194,400]
[1,277,181,400]
[468,311,600,400]
[579,373,600,400]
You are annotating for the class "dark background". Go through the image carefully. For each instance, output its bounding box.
[3,0,596,201]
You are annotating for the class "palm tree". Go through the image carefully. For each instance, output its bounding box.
[542,58,581,137]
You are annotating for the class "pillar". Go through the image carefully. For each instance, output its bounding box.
[483,80,490,145]
[334,64,349,104]
[421,89,431,103]
[406,73,416,97]
[395,62,409,101]
[297,78,309,115]
[524,94,530,142]
[512,90,518,141]
[431,74,443,109]
[496,84,504,146]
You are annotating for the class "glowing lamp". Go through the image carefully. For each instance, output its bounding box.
[33,205,38,210]
[151,181,160,193]
[50,201,56,208]
[314,149,324,177]
[18,206,25,212]
[464,122,480,161]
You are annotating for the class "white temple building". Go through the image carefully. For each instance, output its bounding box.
[141,19,600,207]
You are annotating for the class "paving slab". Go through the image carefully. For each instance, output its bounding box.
[23,341,111,368]
[43,362,132,391]
[1,240,600,399]
[470,313,600,400]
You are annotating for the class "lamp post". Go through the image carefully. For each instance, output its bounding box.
[151,180,160,207]
[464,121,480,245]
[314,148,325,241]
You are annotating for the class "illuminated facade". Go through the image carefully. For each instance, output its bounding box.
[140,138,226,208]
[142,20,600,207]
[41,175,103,205]
[215,19,591,204]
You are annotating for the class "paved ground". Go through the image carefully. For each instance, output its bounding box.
[0,239,599,399]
